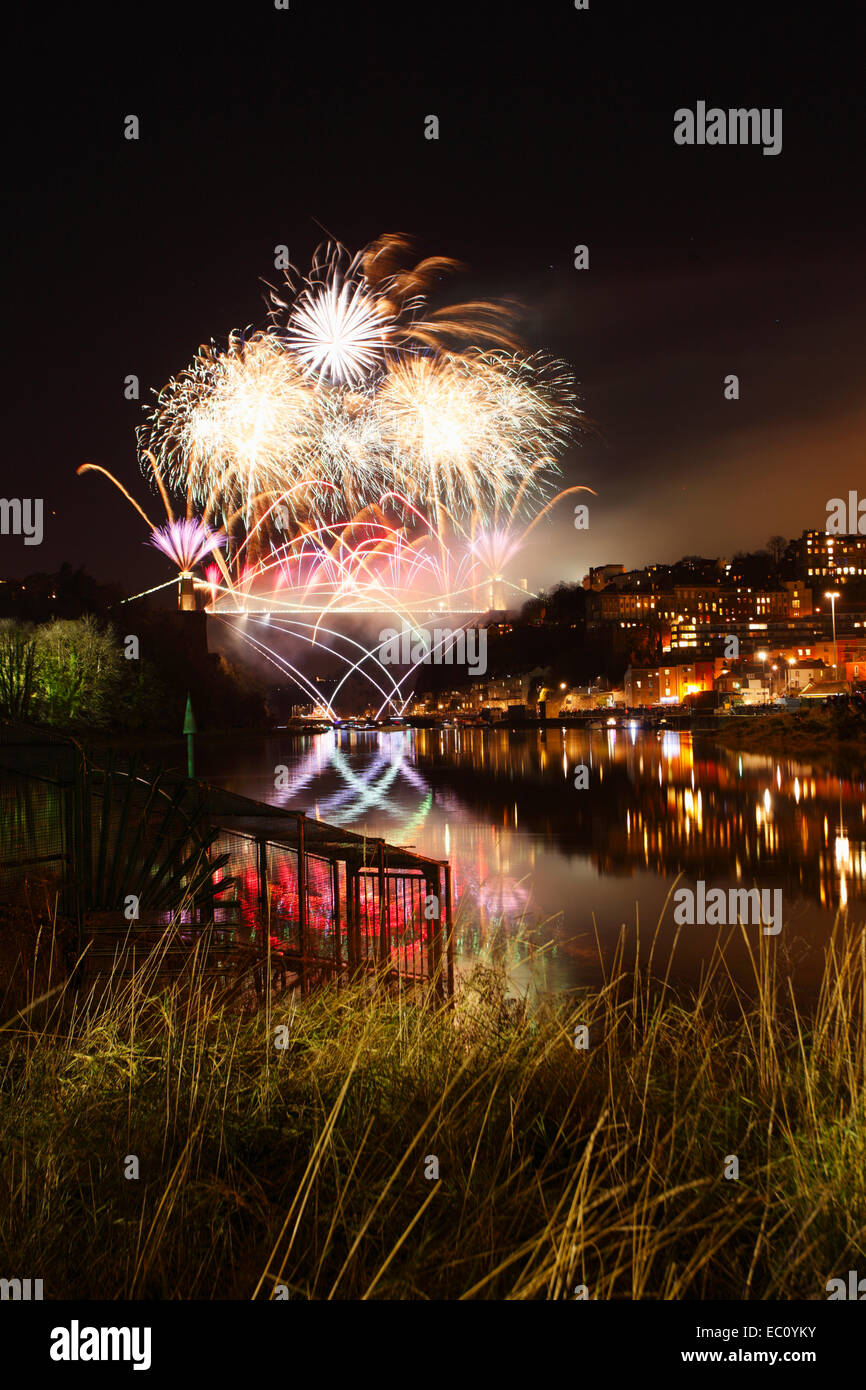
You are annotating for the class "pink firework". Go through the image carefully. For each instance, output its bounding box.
[204,563,222,603]
[149,519,226,572]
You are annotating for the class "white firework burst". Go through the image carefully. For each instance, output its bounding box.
[287,277,393,385]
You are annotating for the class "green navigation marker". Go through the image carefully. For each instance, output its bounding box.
[183,692,197,778]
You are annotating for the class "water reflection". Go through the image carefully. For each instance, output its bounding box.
[198,727,866,995]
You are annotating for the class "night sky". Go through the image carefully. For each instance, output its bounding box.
[5,2,864,591]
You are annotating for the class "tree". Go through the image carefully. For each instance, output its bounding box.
[767,535,788,566]
[0,625,38,719]
[34,616,123,727]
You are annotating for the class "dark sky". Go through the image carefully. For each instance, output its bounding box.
[4,2,864,592]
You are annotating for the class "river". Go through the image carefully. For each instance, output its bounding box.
[193,725,866,998]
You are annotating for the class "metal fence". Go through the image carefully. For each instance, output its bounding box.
[0,770,68,891]
[203,827,451,993]
[0,723,454,998]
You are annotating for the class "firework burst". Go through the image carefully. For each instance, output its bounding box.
[80,231,585,712]
[134,235,580,551]
[287,277,393,385]
[139,331,322,530]
[376,349,573,521]
[269,234,519,382]
[148,519,226,572]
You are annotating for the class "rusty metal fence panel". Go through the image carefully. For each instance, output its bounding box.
[355,866,448,989]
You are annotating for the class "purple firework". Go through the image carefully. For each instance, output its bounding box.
[148,519,226,572]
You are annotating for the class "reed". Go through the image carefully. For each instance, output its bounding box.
[0,894,864,1300]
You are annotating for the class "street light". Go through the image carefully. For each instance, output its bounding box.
[757,650,768,703]
[825,591,840,677]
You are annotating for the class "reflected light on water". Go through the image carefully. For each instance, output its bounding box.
[198,726,866,994]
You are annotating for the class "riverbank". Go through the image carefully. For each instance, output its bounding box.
[712,703,866,758]
[1,907,864,1299]
[19,702,866,765]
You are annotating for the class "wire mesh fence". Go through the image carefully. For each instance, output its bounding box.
[0,772,68,891]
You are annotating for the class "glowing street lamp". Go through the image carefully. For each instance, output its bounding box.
[757,650,768,702]
[825,591,840,676]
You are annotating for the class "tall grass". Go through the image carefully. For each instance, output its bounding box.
[0,898,864,1300]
